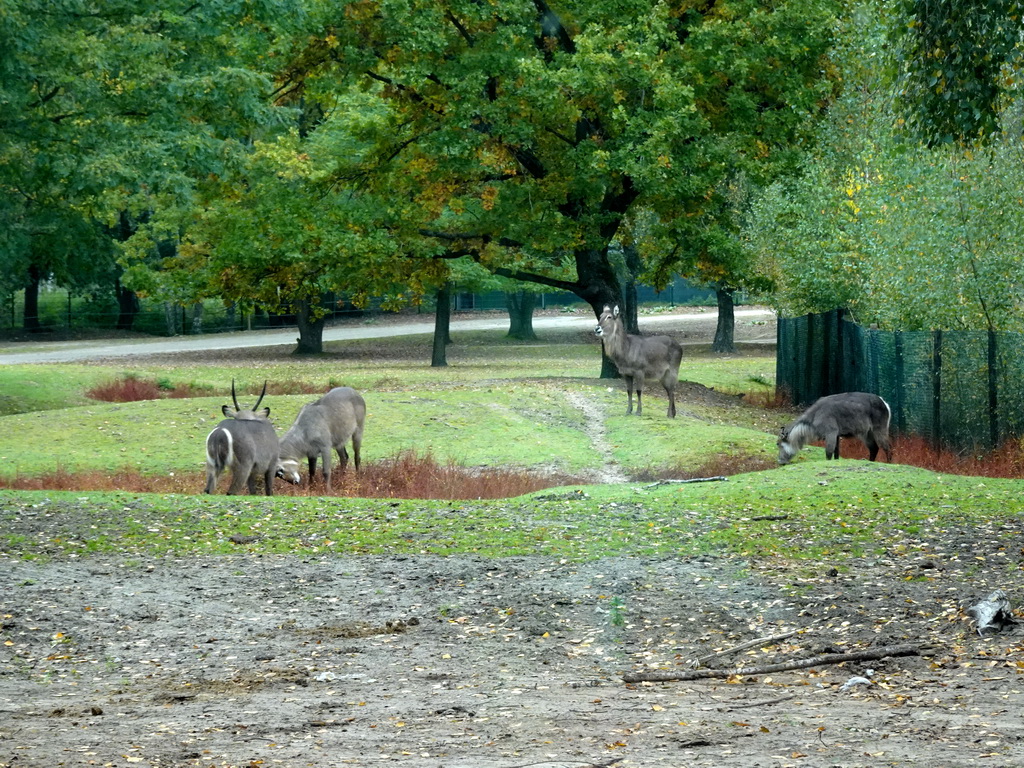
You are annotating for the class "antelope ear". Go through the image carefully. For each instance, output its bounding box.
[613,305,620,318]
[222,404,234,417]
[257,407,270,418]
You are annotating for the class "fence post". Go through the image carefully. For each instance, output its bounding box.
[988,330,999,448]
[804,312,815,404]
[932,330,942,448]
[893,331,905,434]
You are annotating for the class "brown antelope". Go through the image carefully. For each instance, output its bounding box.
[777,392,892,465]
[275,386,366,491]
[204,380,280,495]
[594,304,683,418]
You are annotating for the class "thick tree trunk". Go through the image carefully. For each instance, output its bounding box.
[432,283,451,367]
[712,287,736,354]
[621,243,642,335]
[114,277,139,331]
[505,290,538,340]
[23,264,43,332]
[163,302,178,336]
[295,298,325,354]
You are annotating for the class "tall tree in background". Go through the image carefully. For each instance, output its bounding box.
[284,0,840,374]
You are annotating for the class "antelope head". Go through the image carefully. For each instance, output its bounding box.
[222,379,270,420]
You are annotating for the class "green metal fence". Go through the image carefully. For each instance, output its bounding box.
[777,309,1024,452]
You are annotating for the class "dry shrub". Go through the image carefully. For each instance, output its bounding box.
[0,452,580,500]
[835,433,1024,479]
[86,377,327,403]
[86,378,165,402]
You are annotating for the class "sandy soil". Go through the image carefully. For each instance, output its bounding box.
[3,310,1024,767]
[2,544,1022,768]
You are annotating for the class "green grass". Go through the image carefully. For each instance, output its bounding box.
[3,322,1022,570]
[2,463,1020,562]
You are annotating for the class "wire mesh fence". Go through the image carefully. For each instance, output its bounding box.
[777,309,1024,452]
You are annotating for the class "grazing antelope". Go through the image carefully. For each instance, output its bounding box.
[275,386,366,491]
[204,380,279,495]
[777,392,893,465]
[594,304,683,418]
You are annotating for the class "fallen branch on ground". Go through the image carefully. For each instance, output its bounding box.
[623,643,932,684]
[720,693,797,710]
[687,628,802,669]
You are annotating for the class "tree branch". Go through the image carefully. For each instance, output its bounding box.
[493,266,579,294]
[622,642,933,684]
[28,86,61,109]
[532,0,576,54]
[446,10,474,46]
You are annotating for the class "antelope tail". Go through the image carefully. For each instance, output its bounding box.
[206,427,235,471]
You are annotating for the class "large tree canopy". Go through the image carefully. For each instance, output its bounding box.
[285,0,840,329]
[1,0,297,327]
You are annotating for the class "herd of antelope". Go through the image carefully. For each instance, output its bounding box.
[205,380,365,496]
[205,304,891,495]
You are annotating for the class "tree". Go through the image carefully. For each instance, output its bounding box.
[1,1,302,334]
[747,0,1024,332]
[893,0,1024,145]
[284,0,841,374]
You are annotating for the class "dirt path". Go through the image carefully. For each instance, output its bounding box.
[563,390,629,483]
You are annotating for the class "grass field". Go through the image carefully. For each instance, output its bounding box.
[1,321,1022,565]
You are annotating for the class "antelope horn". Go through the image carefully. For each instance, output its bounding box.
[252,380,268,411]
[231,379,240,411]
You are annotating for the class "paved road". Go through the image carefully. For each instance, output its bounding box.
[0,308,774,365]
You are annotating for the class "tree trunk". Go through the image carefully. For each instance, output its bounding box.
[114,277,139,331]
[431,283,451,367]
[712,286,736,354]
[505,290,538,340]
[162,302,178,336]
[23,264,43,332]
[190,302,204,335]
[621,243,642,335]
[295,298,325,354]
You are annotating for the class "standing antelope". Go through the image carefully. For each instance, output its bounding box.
[594,304,683,418]
[204,380,280,495]
[275,386,366,492]
[777,392,893,465]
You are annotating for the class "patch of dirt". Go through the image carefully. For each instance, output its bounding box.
[1,543,1023,768]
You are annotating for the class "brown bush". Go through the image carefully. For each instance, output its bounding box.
[0,452,582,500]
[86,377,166,402]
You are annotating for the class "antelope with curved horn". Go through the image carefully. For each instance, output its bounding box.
[204,380,280,495]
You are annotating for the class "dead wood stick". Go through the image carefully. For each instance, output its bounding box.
[504,759,623,768]
[720,693,798,710]
[623,642,930,684]
[688,629,802,668]
[642,476,727,488]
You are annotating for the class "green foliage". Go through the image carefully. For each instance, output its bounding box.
[892,0,1024,145]
[284,0,841,309]
[1,0,300,312]
[748,1,1024,330]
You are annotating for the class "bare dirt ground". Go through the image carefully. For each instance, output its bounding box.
[3,311,1024,767]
